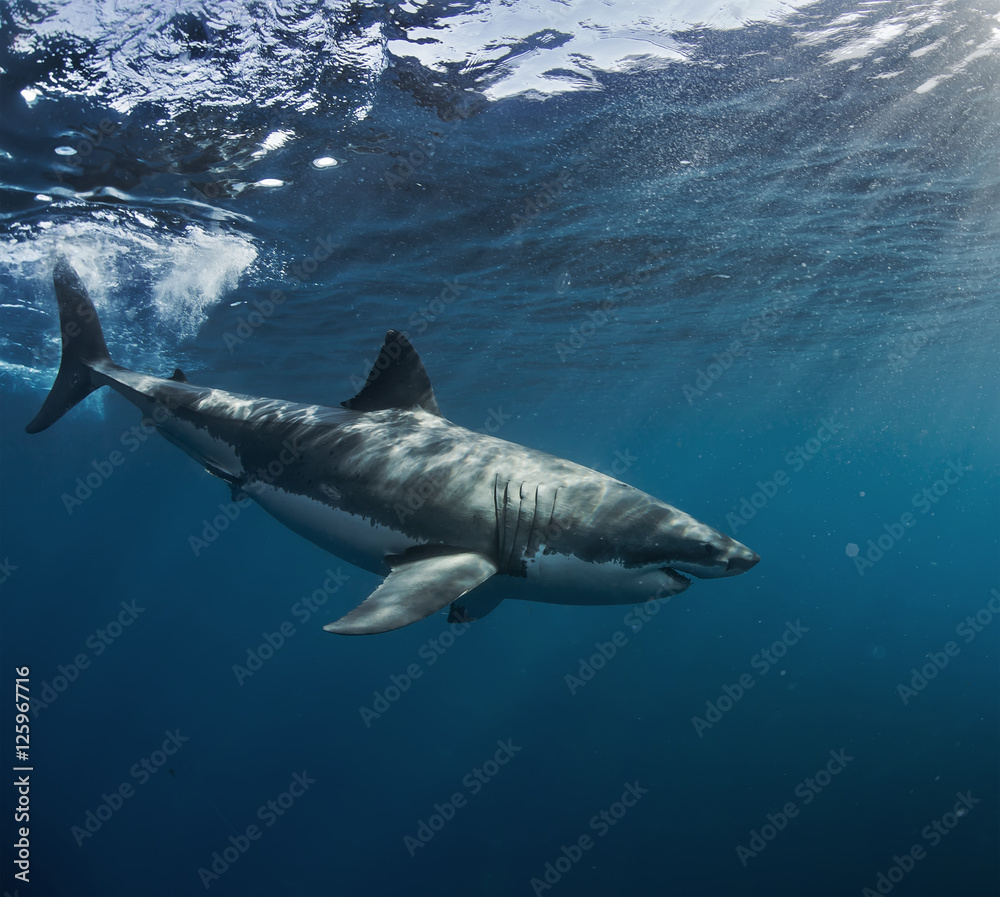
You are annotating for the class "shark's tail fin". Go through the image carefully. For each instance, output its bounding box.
[26,258,113,434]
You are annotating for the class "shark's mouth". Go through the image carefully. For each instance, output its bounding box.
[662,567,692,587]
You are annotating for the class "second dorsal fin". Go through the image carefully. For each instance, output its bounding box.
[341,330,442,416]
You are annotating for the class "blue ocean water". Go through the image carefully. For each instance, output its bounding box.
[2,1,999,895]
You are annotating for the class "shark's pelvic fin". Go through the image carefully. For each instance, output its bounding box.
[448,591,505,624]
[323,546,497,635]
[341,329,442,416]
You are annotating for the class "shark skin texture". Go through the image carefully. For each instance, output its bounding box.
[27,259,760,635]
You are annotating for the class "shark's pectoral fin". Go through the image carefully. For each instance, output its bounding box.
[448,591,505,624]
[323,548,498,635]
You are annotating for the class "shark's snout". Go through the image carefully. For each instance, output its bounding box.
[726,550,760,574]
[666,521,760,580]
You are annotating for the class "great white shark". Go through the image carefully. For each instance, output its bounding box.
[27,259,759,634]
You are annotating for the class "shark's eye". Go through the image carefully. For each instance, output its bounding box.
[701,542,715,555]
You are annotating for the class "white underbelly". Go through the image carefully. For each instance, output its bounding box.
[159,416,243,477]
[249,484,416,574]
[514,552,683,606]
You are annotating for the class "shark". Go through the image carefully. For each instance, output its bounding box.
[27,259,759,634]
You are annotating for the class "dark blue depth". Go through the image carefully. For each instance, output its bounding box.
[1,1,998,896]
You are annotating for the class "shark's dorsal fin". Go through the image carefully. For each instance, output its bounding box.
[342,330,442,416]
[168,368,188,383]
